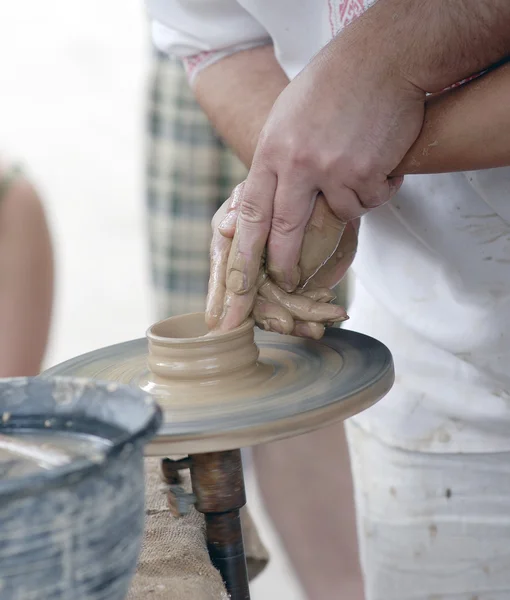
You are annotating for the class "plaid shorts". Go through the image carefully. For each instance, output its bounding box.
[146,52,349,320]
[146,52,246,318]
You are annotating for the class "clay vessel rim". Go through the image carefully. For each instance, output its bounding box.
[146,313,255,345]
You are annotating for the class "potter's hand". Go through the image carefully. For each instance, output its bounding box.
[207,188,352,337]
[254,275,347,340]
[206,185,245,328]
[228,193,360,334]
[206,187,347,336]
[221,29,424,320]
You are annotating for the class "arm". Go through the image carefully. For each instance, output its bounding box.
[195,50,510,179]
[201,54,510,330]
[222,0,510,316]
[343,0,510,93]
[394,63,510,175]
[194,45,288,167]
[146,0,282,167]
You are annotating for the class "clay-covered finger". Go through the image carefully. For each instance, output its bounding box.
[266,181,316,293]
[258,279,347,323]
[211,199,230,232]
[225,170,276,297]
[205,226,232,329]
[214,285,258,331]
[298,288,336,303]
[252,297,295,335]
[217,182,245,238]
[221,180,273,331]
[292,321,325,340]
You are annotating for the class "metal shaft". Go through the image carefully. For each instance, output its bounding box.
[190,450,250,600]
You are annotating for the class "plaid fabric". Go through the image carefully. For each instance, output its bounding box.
[146,52,247,318]
[146,51,350,320]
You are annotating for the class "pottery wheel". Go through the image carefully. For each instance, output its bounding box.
[44,328,394,455]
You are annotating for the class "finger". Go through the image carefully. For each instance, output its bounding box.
[266,182,317,293]
[218,182,245,238]
[207,186,247,329]
[215,284,258,331]
[355,175,404,209]
[252,297,295,335]
[258,278,347,323]
[388,175,404,197]
[298,288,336,303]
[211,199,229,232]
[225,168,277,296]
[218,209,238,238]
[325,170,398,222]
[317,184,365,222]
[292,321,325,340]
[205,226,232,329]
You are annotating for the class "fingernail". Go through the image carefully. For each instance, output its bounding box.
[389,175,404,193]
[227,270,247,294]
[281,267,301,293]
[321,305,348,321]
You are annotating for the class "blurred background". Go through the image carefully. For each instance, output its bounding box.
[0,1,304,597]
[0,0,151,366]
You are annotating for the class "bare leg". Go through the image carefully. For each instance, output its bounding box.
[0,169,53,376]
[253,422,363,600]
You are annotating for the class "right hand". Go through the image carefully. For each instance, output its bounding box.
[216,28,423,329]
[206,186,356,338]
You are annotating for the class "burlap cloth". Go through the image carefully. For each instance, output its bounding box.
[127,458,269,599]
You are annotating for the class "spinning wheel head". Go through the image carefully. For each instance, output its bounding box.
[44,313,394,455]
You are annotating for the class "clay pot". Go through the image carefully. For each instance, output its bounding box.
[147,313,260,384]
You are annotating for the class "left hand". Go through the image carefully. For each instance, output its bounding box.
[219,25,425,328]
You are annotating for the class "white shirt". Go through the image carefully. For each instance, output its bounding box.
[147,0,510,453]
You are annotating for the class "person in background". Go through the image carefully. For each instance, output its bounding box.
[0,161,53,376]
[146,51,246,318]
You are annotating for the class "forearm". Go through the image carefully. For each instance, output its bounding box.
[193,45,288,167]
[195,35,510,183]
[394,62,510,176]
[337,0,510,93]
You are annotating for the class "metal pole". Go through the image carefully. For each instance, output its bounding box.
[190,450,250,600]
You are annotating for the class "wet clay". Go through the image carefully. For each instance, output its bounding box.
[298,193,356,287]
[145,313,273,402]
[0,431,111,478]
